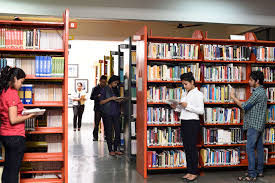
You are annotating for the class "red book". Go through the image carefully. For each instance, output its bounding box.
[5,29,8,48]
[147,151,153,168]
[11,29,15,48]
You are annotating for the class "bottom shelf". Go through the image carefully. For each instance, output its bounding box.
[148,166,186,170]
[20,179,63,183]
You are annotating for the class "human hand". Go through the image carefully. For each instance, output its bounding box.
[170,104,177,109]
[180,102,187,108]
[97,94,101,97]
[27,113,35,118]
[110,96,118,101]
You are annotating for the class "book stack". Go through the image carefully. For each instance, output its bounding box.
[252,46,275,62]
[147,127,182,146]
[200,85,246,102]
[200,148,240,166]
[202,128,245,145]
[147,107,180,125]
[147,63,200,81]
[0,29,63,50]
[203,45,251,61]
[202,64,246,82]
[19,84,33,104]
[204,107,241,124]
[147,150,186,168]
[252,66,275,82]
[148,43,199,60]
[147,86,183,103]
[266,87,275,102]
[265,128,275,143]
[45,134,62,153]
[33,84,63,102]
[46,110,62,127]
[25,118,36,131]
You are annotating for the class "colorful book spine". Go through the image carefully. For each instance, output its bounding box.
[265,128,275,143]
[24,84,33,104]
[204,107,241,124]
[147,127,182,146]
[266,87,275,102]
[147,107,180,125]
[252,66,275,82]
[267,106,275,123]
[18,86,25,104]
[147,86,183,103]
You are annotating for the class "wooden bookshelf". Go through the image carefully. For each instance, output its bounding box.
[148,167,186,170]
[147,124,181,127]
[0,9,69,182]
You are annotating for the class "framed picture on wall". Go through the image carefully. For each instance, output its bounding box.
[75,79,88,93]
[68,94,73,108]
[68,64,78,78]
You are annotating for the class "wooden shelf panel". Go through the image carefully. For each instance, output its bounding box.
[23,102,63,107]
[25,76,64,81]
[148,36,202,42]
[0,159,4,163]
[23,153,63,162]
[203,123,243,126]
[147,102,168,105]
[204,102,241,105]
[202,81,248,84]
[264,143,275,145]
[268,152,275,155]
[265,162,275,165]
[255,61,275,64]
[202,163,248,168]
[148,58,203,62]
[264,82,275,84]
[147,124,181,127]
[0,20,64,28]
[203,60,254,64]
[0,48,64,53]
[20,170,62,174]
[148,167,186,170]
[203,38,254,43]
[148,80,202,84]
[148,145,184,149]
[203,143,246,147]
[26,127,63,134]
[20,179,63,183]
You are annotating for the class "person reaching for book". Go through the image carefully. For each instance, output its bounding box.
[171,72,204,182]
[230,71,267,182]
[72,82,86,131]
[0,66,36,183]
[99,75,124,156]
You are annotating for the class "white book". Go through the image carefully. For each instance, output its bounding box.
[22,108,46,115]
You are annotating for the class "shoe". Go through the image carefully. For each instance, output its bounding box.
[183,176,198,182]
[78,128,80,131]
[93,139,98,141]
[73,129,76,132]
[109,152,115,156]
[115,151,124,155]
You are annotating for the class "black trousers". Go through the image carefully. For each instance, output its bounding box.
[93,111,103,140]
[181,120,200,175]
[73,105,85,129]
[104,114,120,152]
[0,136,25,183]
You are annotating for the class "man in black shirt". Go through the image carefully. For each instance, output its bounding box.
[90,75,107,141]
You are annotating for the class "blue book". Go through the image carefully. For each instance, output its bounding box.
[43,56,47,77]
[24,85,33,104]
[35,56,40,77]
[18,86,25,104]
[39,56,44,77]
[47,56,52,77]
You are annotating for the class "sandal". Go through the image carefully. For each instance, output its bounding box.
[238,175,257,182]
[183,176,198,182]
[244,172,264,178]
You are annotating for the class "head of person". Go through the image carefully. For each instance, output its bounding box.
[77,82,83,92]
[108,75,120,88]
[249,71,264,88]
[0,66,26,94]
[180,72,196,92]
[99,75,107,87]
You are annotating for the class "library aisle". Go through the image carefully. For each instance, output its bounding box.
[68,124,275,183]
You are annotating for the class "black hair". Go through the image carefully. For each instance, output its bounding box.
[100,75,107,80]
[250,71,264,85]
[77,82,83,87]
[180,72,196,84]
[108,75,120,84]
[0,66,26,94]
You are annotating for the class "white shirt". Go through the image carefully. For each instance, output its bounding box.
[178,87,204,120]
[72,90,86,106]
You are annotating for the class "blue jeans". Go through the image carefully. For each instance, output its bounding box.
[246,128,264,178]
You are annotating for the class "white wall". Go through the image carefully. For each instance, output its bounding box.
[68,40,123,125]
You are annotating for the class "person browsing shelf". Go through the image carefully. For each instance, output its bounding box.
[0,66,35,183]
[72,82,87,131]
[99,75,124,156]
[171,72,204,182]
[230,71,267,182]
[90,75,107,141]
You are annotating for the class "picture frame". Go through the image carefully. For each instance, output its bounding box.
[75,79,88,93]
[68,64,78,78]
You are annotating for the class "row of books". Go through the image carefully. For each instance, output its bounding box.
[147,127,182,146]
[31,174,62,179]
[265,128,275,143]
[46,110,62,127]
[19,85,33,104]
[148,43,199,60]
[203,45,251,61]
[0,28,63,50]
[254,47,275,62]
[202,128,245,145]
[267,106,275,123]
[25,118,36,131]
[200,85,246,102]
[147,107,180,125]
[252,67,275,82]
[204,107,241,124]
[147,150,186,168]
[33,84,63,102]
[23,161,63,171]
[202,64,246,82]
[200,148,240,166]
[45,135,62,153]
[147,86,183,103]
[266,87,275,102]
[147,63,200,81]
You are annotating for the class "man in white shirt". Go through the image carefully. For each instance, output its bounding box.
[72,82,86,131]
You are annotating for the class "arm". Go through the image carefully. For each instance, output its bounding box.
[183,93,204,115]
[90,87,100,100]
[230,88,259,110]
[8,106,34,125]
[72,92,80,101]
[100,97,116,105]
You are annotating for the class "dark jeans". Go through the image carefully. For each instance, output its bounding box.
[104,114,120,152]
[181,120,200,175]
[246,128,264,178]
[73,105,85,129]
[0,136,25,183]
[93,111,103,140]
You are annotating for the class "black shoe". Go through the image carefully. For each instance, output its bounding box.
[183,177,198,182]
[93,138,98,141]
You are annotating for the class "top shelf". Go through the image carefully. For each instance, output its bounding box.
[148,36,202,42]
[0,20,64,29]
[0,48,64,53]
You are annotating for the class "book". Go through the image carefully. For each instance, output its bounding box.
[252,46,275,62]
[266,87,275,102]
[204,107,241,124]
[147,86,184,103]
[22,108,46,115]
[252,66,275,82]
[147,107,180,125]
[147,127,182,146]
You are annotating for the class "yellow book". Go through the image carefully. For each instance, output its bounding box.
[221,87,225,103]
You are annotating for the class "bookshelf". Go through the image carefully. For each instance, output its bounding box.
[135,26,275,178]
[118,38,137,158]
[0,9,69,182]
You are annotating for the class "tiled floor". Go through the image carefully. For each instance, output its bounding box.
[68,124,275,183]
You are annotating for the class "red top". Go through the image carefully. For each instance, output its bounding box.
[0,87,25,137]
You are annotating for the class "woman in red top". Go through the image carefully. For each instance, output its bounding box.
[0,66,34,183]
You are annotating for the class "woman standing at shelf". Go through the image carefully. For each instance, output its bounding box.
[171,72,204,182]
[99,75,124,156]
[72,82,87,131]
[0,66,35,183]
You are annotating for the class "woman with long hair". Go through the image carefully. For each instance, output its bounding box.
[0,66,35,183]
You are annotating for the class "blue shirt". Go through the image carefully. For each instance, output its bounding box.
[99,86,120,116]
